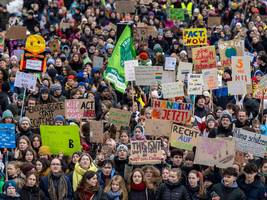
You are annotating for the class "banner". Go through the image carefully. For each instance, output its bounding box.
[231,56,251,85]
[218,39,244,67]
[65,99,95,119]
[129,140,162,165]
[170,124,200,150]
[169,8,185,21]
[90,120,104,143]
[177,62,193,81]
[227,80,247,95]
[202,68,218,90]
[40,125,81,156]
[124,60,138,81]
[188,74,203,95]
[25,102,65,128]
[109,108,131,128]
[0,124,16,148]
[194,137,235,168]
[192,46,216,71]
[164,57,177,71]
[183,28,207,46]
[152,99,193,125]
[135,66,163,85]
[145,119,172,137]
[104,26,136,93]
[14,71,37,91]
[233,128,267,158]
[162,81,184,98]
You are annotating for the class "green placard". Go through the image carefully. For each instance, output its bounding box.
[170,8,185,21]
[40,125,81,156]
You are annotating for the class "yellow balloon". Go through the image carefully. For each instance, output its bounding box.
[25,34,46,54]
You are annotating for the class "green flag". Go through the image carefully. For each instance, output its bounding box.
[169,8,185,21]
[104,26,136,93]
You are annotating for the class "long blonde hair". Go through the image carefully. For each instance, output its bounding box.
[104,175,128,200]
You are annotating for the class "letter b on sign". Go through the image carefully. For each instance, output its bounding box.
[69,139,74,148]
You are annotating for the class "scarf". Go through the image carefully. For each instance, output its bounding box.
[131,182,146,191]
[73,162,98,191]
[78,185,99,200]
[107,191,121,200]
[47,173,68,200]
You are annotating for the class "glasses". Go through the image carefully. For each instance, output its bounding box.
[51,163,61,166]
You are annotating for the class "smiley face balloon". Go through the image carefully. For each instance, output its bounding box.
[25,34,46,54]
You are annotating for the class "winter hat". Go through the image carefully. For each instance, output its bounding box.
[221,110,232,122]
[106,43,114,50]
[203,91,210,97]
[98,85,109,93]
[254,70,264,77]
[19,117,31,126]
[134,125,145,135]
[40,86,49,94]
[116,144,128,153]
[67,74,76,80]
[153,44,163,53]
[54,115,65,123]
[262,109,267,116]
[139,51,149,60]
[55,75,64,85]
[4,180,17,192]
[17,93,24,100]
[47,58,55,65]
[2,110,13,120]
[38,146,51,156]
[50,83,62,93]
[47,68,58,79]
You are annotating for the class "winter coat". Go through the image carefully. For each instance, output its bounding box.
[209,181,246,200]
[18,186,45,200]
[128,188,155,200]
[0,193,21,200]
[113,156,128,178]
[237,175,266,200]
[156,181,191,200]
[187,185,207,200]
[74,187,108,200]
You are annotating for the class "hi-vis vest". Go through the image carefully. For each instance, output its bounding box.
[181,2,193,17]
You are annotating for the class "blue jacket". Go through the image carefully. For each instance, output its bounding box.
[97,168,116,189]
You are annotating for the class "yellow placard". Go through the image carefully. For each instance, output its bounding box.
[183,28,207,46]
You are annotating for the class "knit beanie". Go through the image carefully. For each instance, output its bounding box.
[2,110,13,120]
[4,180,17,192]
[54,115,65,123]
[40,86,49,94]
[153,43,163,53]
[116,144,128,153]
[50,83,62,94]
[19,117,31,126]
[38,146,51,156]
[221,110,232,122]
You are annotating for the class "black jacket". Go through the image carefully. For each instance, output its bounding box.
[74,187,108,200]
[156,181,191,200]
[18,186,45,200]
[129,188,155,200]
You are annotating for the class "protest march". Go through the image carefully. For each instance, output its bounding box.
[0,0,267,200]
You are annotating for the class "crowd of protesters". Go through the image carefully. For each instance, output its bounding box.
[0,0,267,199]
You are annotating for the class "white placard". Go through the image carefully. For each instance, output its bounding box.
[124,60,138,81]
[162,70,176,84]
[227,80,247,95]
[25,59,42,71]
[164,57,177,71]
[14,71,37,91]
[177,62,193,81]
[135,66,163,85]
[202,68,218,90]
[188,74,203,95]
[162,81,184,98]
[231,56,251,85]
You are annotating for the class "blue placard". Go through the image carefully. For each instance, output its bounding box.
[0,124,16,148]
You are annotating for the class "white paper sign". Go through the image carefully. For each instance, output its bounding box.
[231,56,251,85]
[227,80,247,95]
[164,57,177,71]
[26,59,42,71]
[177,62,193,81]
[14,71,37,91]
[124,60,138,81]
[162,70,176,84]
[202,68,218,90]
[188,74,203,95]
[135,66,163,85]
[162,81,184,98]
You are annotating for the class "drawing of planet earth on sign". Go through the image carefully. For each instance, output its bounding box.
[225,47,237,58]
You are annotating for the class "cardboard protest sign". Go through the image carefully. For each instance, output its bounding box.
[109,108,131,128]
[134,26,157,42]
[177,62,193,81]
[0,124,16,148]
[231,56,251,85]
[40,125,81,156]
[124,60,138,81]
[60,22,70,29]
[218,39,244,67]
[194,137,235,168]
[129,140,163,165]
[162,81,184,98]
[233,128,267,158]
[227,80,247,95]
[202,68,218,90]
[258,74,267,89]
[207,17,221,27]
[116,1,136,14]
[140,0,152,4]
[183,28,207,46]
[0,33,4,52]
[162,70,176,84]
[169,8,185,21]
[152,99,193,125]
[14,71,37,91]
[188,74,203,95]
[90,120,104,143]
[164,57,177,71]
[253,87,267,100]
[145,119,172,137]
[93,56,104,69]
[170,124,200,150]
[25,102,65,128]
[65,99,95,119]
[48,39,60,53]
[135,66,163,85]
[192,46,216,71]
[6,26,27,40]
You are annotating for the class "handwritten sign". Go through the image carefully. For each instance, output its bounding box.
[0,33,4,52]
[129,140,162,165]
[207,17,221,27]
[202,68,218,90]
[40,125,81,156]
[93,56,104,69]
[188,74,203,95]
[227,80,247,95]
[218,39,244,67]
[90,120,104,144]
[145,119,172,137]
[25,102,65,128]
[162,81,184,98]
[194,137,235,168]
[65,99,95,119]
[109,108,131,129]
[192,46,216,71]
[259,74,267,89]
[6,26,27,40]
[233,128,267,158]
[0,124,16,148]
[183,28,207,46]
[124,60,138,81]
[169,8,185,21]
[14,71,37,91]
[170,124,200,150]
[134,26,157,42]
[116,1,136,14]
[152,100,193,125]
[164,57,177,71]
[177,62,193,81]
[135,66,163,85]
[231,56,251,84]
[162,70,176,84]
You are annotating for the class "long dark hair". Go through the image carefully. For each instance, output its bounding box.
[77,171,99,191]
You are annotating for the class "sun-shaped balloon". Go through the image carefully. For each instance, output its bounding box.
[25,35,46,54]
